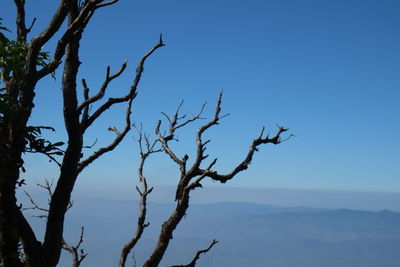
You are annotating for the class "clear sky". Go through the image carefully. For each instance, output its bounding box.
[1,0,399,199]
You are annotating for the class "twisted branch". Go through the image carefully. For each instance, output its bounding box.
[81,35,165,131]
[198,125,292,183]
[143,93,290,267]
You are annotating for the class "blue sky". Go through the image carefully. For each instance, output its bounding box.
[1,0,399,199]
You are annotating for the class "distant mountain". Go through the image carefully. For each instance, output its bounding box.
[21,195,400,267]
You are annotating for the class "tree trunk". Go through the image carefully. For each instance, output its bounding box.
[0,168,21,267]
[1,80,37,266]
[42,6,83,265]
[143,199,189,267]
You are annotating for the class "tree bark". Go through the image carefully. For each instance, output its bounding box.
[1,69,38,267]
[43,4,83,265]
[0,171,21,267]
[143,196,190,267]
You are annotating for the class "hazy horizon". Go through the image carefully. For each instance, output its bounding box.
[21,184,400,212]
[21,195,400,267]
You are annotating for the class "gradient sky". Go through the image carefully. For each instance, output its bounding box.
[1,0,399,198]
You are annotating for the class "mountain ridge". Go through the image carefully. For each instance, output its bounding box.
[19,194,400,266]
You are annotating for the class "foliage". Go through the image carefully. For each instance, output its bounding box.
[0,18,63,167]
[0,18,53,83]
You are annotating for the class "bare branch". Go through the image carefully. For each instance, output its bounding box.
[174,92,227,200]
[77,96,133,173]
[168,239,218,267]
[143,94,290,267]
[119,184,152,267]
[119,129,160,267]
[82,36,165,131]
[22,179,52,218]
[21,179,73,217]
[133,123,163,157]
[22,178,81,265]
[27,17,37,32]
[143,97,223,267]
[82,138,98,149]
[37,179,54,201]
[156,120,184,166]
[162,100,206,141]
[171,102,206,133]
[201,125,290,183]
[62,226,88,267]
[189,92,226,173]
[77,60,128,114]
[155,99,206,172]
[22,190,49,215]
[77,38,165,172]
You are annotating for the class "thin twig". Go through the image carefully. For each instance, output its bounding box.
[62,226,88,267]
[168,239,218,267]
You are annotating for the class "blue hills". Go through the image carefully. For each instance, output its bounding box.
[20,194,400,267]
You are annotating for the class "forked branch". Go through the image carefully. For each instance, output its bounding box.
[62,227,88,267]
[77,60,128,115]
[78,35,164,172]
[22,179,73,219]
[78,97,134,172]
[82,35,165,131]
[142,93,290,267]
[119,128,161,267]
[156,100,206,170]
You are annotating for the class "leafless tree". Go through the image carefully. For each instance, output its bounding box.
[0,1,290,267]
[117,93,290,267]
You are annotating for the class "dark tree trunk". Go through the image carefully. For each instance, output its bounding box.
[0,170,21,267]
[43,5,83,265]
[1,77,38,267]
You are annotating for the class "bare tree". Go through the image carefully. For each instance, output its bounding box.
[117,93,290,267]
[0,1,290,267]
